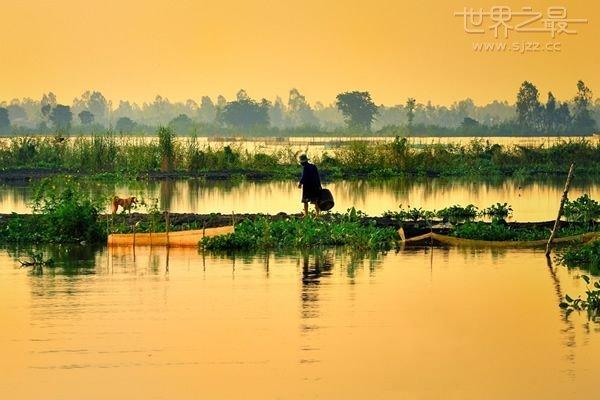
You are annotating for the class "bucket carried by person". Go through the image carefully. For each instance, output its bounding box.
[318,188,335,211]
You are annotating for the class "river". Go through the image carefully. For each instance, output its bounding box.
[0,245,598,399]
[2,176,600,399]
[2,176,600,221]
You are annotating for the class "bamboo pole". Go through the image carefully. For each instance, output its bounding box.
[132,221,136,248]
[165,211,170,247]
[546,163,575,256]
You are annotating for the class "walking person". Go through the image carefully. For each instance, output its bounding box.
[298,154,322,217]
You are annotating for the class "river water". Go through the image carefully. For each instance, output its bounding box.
[1,245,599,399]
[2,176,600,221]
[2,176,600,399]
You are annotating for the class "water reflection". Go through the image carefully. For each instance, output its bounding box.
[2,245,600,398]
[3,176,600,221]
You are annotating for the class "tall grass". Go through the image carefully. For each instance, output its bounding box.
[158,126,176,172]
[1,133,600,177]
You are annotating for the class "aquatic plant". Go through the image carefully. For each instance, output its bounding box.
[450,221,540,241]
[560,274,600,322]
[481,202,513,224]
[563,194,600,224]
[450,220,595,242]
[558,240,600,275]
[0,178,106,243]
[201,212,399,251]
[436,204,478,224]
[383,205,435,222]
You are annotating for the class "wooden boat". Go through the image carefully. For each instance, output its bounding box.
[401,231,600,248]
[108,226,234,247]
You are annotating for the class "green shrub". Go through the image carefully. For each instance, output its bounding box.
[1,178,106,243]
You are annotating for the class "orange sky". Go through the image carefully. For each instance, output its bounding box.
[0,0,598,106]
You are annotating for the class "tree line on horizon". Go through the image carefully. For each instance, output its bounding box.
[0,82,598,137]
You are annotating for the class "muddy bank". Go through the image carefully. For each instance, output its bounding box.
[0,168,285,182]
[0,166,551,183]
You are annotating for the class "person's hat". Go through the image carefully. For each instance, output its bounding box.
[299,154,309,163]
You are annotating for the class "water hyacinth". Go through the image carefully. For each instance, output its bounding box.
[201,211,399,252]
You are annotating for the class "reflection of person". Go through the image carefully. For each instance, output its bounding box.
[298,154,322,217]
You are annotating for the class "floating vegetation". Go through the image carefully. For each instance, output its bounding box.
[436,204,479,224]
[563,194,600,224]
[558,240,600,276]
[560,274,600,322]
[201,209,399,252]
[481,202,513,224]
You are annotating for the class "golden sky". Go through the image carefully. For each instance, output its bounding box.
[0,0,598,106]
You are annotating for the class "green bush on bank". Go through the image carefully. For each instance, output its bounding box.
[1,178,106,244]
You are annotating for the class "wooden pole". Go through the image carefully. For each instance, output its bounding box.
[165,211,170,247]
[132,221,136,248]
[546,163,575,256]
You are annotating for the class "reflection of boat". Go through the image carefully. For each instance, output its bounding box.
[108,226,234,247]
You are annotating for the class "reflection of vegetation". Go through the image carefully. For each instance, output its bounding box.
[201,209,399,251]
[5,243,100,275]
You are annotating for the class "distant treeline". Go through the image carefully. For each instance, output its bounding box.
[0,81,598,137]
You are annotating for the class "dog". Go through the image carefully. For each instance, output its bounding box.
[111,196,138,214]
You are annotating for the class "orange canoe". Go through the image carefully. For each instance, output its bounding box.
[108,226,234,247]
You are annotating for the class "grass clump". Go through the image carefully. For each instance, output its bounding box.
[1,178,106,244]
[158,126,176,171]
[201,210,399,252]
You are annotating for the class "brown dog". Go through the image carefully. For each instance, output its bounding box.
[111,196,138,214]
